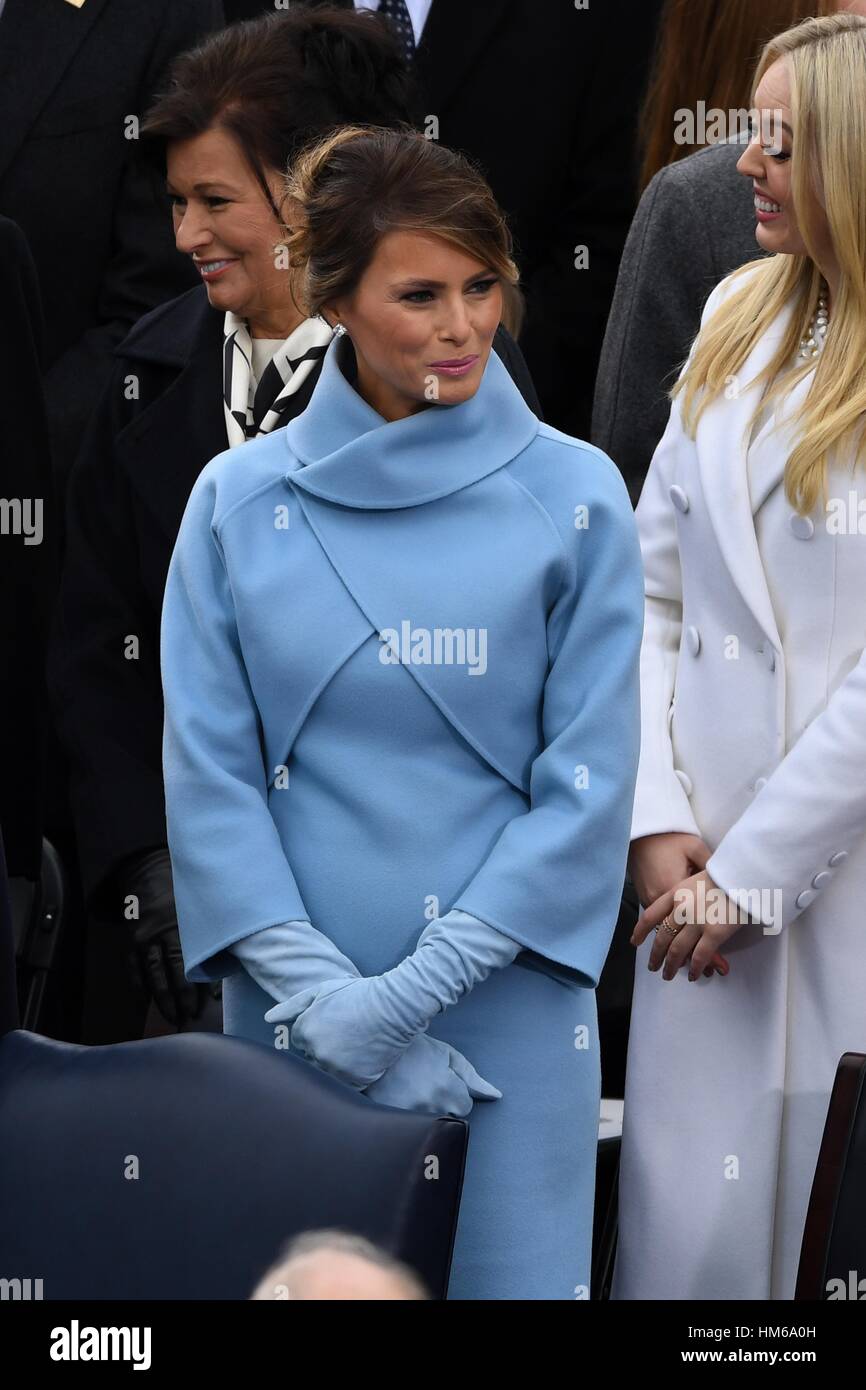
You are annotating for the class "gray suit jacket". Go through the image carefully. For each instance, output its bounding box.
[591,140,768,506]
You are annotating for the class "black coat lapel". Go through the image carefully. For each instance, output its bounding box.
[118,290,323,546]
[118,305,228,546]
[0,0,110,182]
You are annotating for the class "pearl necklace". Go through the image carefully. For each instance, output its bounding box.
[798,282,830,360]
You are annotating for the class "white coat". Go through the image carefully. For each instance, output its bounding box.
[613,270,866,1300]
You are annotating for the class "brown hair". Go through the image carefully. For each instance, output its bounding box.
[638,0,835,192]
[138,7,415,220]
[281,125,520,325]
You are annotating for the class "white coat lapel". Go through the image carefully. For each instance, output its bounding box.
[696,300,796,648]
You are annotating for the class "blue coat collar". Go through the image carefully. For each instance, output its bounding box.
[284,334,539,509]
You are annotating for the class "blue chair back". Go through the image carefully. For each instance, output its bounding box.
[0,1029,467,1299]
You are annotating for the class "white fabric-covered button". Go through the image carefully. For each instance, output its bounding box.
[686,625,701,656]
[828,851,848,867]
[753,777,768,793]
[789,513,814,539]
[674,768,693,796]
[795,888,818,910]
[811,871,832,890]
[669,484,690,513]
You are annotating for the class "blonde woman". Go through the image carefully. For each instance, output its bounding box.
[614,12,866,1301]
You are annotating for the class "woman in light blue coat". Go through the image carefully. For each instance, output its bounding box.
[161,126,643,1300]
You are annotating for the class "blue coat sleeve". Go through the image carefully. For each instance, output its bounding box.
[160,465,312,983]
[452,449,644,985]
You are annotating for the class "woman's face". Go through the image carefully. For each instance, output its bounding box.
[166,126,299,337]
[736,57,836,280]
[325,230,505,421]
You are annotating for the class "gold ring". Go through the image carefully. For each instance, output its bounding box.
[661,915,681,936]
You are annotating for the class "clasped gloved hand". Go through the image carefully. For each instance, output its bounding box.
[264,910,521,1089]
[234,917,502,1114]
[364,1033,501,1116]
[115,846,211,1027]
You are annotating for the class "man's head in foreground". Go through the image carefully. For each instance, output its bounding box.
[250,1229,430,1300]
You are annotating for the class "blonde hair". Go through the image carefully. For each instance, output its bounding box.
[673,12,866,515]
[281,124,520,330]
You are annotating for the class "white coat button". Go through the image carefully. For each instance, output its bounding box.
[753,777,768,793]
[828,851,848,867]
[686,625,701,656]
[789,513,814,540]
[811,871,832,890]
[795,888,818,910]
[758,642,776,672]
[669,485,690,514]
[674,768,693,796]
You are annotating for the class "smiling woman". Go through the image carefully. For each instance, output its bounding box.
[164,126,303,339]
[281,125,519,420]
[615,11,866,1302]
[160,124,644,1300]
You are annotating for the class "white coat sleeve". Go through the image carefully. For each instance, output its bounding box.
[706,644,866,931]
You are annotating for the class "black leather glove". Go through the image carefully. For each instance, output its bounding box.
[114,847,211,1027]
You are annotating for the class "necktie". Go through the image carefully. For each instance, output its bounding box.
[378,0,416,63]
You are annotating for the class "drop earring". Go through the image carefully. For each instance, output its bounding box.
[333,322,347,337]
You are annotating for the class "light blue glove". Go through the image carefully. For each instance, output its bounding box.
[364,1034,502,1117]
[263,910,521,1088]
[230,919,361,1000]
[234,919,499,1111]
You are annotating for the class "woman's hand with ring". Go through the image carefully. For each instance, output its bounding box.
[631,869,739,980]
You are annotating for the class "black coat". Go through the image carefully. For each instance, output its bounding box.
[0,0,224,489]
[0,217,54,880]
[49,286,542,903]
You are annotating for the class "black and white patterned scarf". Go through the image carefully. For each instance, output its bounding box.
[222,312,333,447]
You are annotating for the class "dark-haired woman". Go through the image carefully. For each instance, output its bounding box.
[161,125,643,1299]
[49,9,540,1037]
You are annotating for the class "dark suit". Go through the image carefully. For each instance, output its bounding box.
[415,0,663,439]
[0,217,54,882]
[0,0,224,489]
[50,286,541,906]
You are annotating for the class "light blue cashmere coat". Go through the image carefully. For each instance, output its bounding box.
[161,337,643,1299]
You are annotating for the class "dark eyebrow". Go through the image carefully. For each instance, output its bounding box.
[165,181,238,196]
[391,268,498,291]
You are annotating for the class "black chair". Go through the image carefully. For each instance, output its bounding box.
[0,1029,467,1299]
[796,1052,866,1301]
